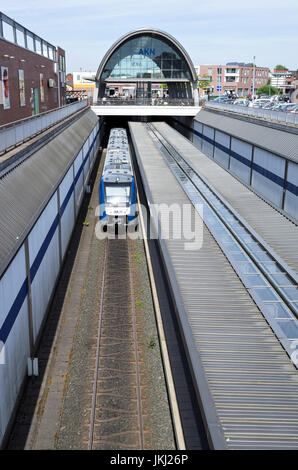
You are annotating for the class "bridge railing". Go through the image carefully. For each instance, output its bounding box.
[94,97,195,107]
[0,100,88,154]
[204,101,298,126]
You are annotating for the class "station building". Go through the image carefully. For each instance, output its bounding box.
[94,28,199,105]
[0,12,66,126]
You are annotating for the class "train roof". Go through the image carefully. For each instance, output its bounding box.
[102,128,133,183]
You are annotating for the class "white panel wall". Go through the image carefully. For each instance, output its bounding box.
[252,148,285,208]
[0,245,30,442]
[83,140,90,185]
[193,121,203,149]
[0,120,101,447]
[74,150,84,213]
[59,166,75,258]
[284,161,298,220]
[230,138,252,184]
[214,130,230,168]
[28,193,60,341]
[202,125,214,157]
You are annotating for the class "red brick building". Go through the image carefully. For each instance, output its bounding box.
[0,12,66,125]
[197,63,269,97]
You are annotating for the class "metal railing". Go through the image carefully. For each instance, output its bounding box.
[94,97,195,107]
[0,100,88,154]
[204,101,298,126]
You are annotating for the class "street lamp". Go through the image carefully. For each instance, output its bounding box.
[252,55,256,98]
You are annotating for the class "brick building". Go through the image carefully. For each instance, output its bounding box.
[197,63,269,97]
[0,12,66,126]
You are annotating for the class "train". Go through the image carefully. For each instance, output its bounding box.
[99,128,137,231]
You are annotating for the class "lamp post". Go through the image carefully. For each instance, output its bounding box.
[252,55,256,98]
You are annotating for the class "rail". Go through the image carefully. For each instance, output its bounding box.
[95,97,195,107]
[0,100,88,154]
[205,101,298,126]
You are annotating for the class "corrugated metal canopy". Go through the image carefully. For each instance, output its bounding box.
[195,109,298,163]
[0,109,98,278]
[130,121,298,450]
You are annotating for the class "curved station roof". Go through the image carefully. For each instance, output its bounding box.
[96,28,197,83]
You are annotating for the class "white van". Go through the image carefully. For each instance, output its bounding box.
[249,98,271,108]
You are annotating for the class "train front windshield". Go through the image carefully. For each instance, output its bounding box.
[105,184,130,206]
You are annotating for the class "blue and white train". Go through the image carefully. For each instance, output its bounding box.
[99,128,137,230]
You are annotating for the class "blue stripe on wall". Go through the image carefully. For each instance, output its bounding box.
[172,118,298,197]
[30,214,59,282]
[0,280,28,344]
[0,123,101,345]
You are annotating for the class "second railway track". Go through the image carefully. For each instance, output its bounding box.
[88,236,145,450]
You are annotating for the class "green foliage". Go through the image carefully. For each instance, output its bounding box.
[275,64,288,71]
[198,74,211,89]
[148,337,156,349]
[256,83,279,96]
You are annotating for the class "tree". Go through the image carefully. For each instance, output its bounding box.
[197,74,211,89]
[256,83,279,96]
[275,65,288,71]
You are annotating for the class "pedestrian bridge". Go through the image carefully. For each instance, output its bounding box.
[91,100,200,117]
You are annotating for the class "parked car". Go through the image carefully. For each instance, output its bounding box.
[276,103,295,112]
[282,103,298,112]
[262,102,276,109]
[233,99,250,107]
[249,98,271,108]
[213,97,233,103]
[290,106,298,113]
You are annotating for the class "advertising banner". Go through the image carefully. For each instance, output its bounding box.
[1,66,10,109]
[18,69,26,107]
[40,73,44,102]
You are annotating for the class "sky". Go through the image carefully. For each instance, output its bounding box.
[2,0,298,73]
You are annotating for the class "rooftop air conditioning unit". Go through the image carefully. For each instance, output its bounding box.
[48,78,56,88]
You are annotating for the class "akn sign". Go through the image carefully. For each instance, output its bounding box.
[138,48,155,56]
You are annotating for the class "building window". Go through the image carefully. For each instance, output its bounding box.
[217,76,222,82]
[26,33,34,51]
[101,35,192,81]
[16,29,25,48]
[217,67,222,75]
[35,38,42,55]
[208,68,213,76]
[2,22,14,43]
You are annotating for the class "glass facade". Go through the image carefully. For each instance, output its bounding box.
[101,35,192,81]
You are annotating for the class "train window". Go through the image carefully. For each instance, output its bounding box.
[105,184,130,206]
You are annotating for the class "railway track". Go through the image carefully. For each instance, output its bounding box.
[88,235,145,450]
[146,122,298,367]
